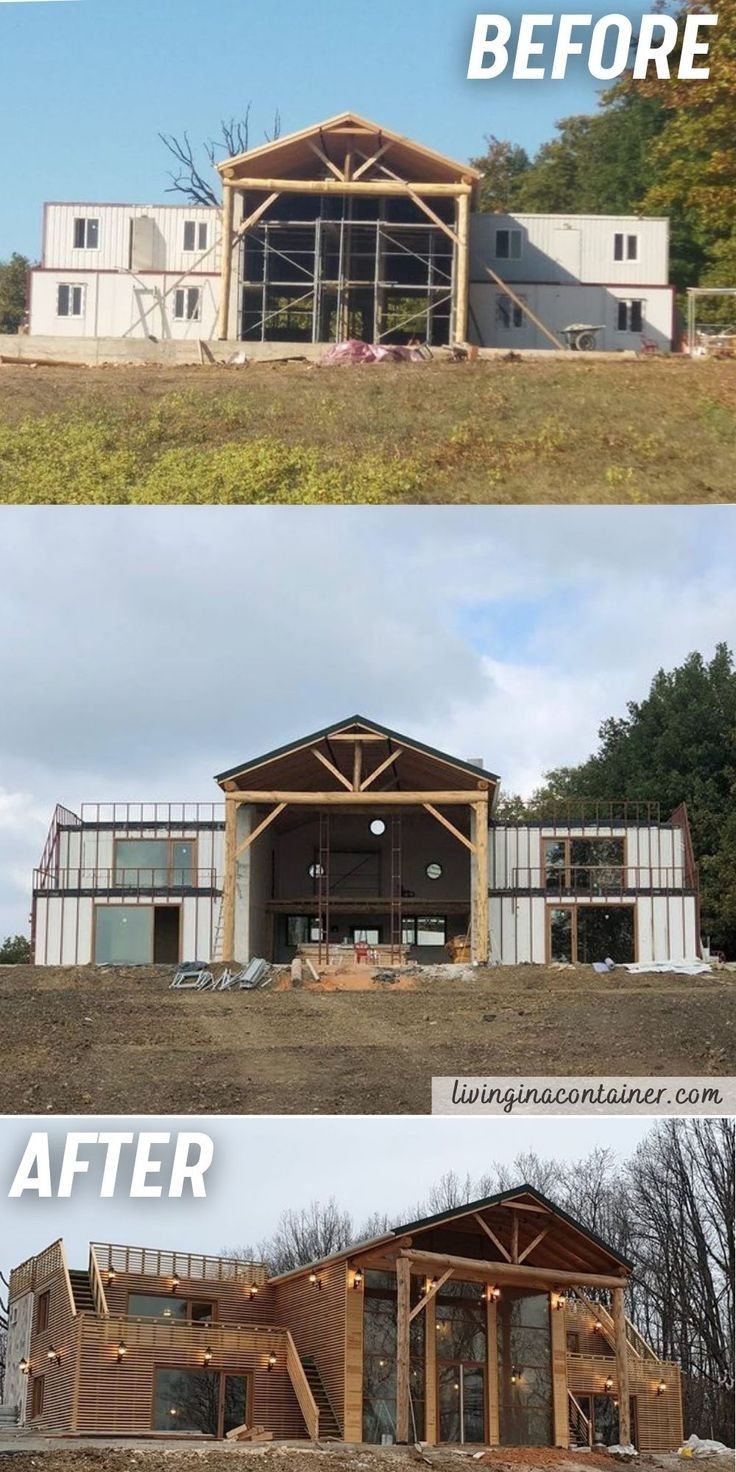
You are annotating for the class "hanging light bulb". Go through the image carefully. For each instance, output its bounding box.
[353,1270,363,1290]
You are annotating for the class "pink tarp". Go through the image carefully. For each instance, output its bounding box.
[320,338,427,365]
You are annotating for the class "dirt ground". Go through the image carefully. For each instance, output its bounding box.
[2,962,735,1115]
[0,1446,722,1472]
[1,356,734,502]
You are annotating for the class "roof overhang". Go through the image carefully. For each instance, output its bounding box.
[217,111,481,191]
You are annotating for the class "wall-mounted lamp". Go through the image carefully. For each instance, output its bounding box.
[47,1346,62,1367]
[267,1351,277,1371]
[510,1367,522,1385]
[171,1274,180,1293]
[594,1319,603,1334]
[353,1270,363,1291]
[487,1285,501,1301]
[203,1348,213,1366]
[554,1293,567,1312]
[604,1375,614,1393]
[107,1269,117,1286]
[249,1285,259,1300]
[19,1358,30,1375]
[309,1272,322,1291]
[657,1379,667,1397]
[117,1341,127,1364]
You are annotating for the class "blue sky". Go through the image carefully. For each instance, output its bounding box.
[1,504,735,939]
[2,0,657,259]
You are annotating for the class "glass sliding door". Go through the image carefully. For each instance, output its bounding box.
[436,1281,487,1444]
[361,1270,425,1443]
[496,1289,553,1446]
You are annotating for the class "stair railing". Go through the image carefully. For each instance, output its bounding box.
[568,1390,593,1448]
[285,1332,320,1440]
[88,1246,109,1317]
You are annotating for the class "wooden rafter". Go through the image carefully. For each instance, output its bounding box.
[360,748,403,791]
[352,142,393,180]
[473,1213,511,1262]
[311,748,353,792]
[511,1214,519,1264]
[308,140,345,181]
[517,1226,550,1265]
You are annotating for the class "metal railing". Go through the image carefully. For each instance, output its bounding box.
[499,799,663,824]
[91,1243,267,1286]
[506,865,687,895]
[568,1390,593,1447]
[33,866,221,895]
[79,802,224,828]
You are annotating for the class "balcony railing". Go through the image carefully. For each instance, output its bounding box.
[33,866,221,895]
[91,1243,267,1287]
[503,865,688,895]
[79,802,224,828]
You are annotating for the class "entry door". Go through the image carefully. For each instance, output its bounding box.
[438,1363,486,1444]
[220,1375,249,1438]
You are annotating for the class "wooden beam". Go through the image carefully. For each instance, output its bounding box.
[222,177,473,197]
[228,790,483,806]
[455,190,471,343]
[517,1227,550,1265]
[311,748,353,791]
[484,264,564,350]
[360,748,403,791]
[473,797,490,965]
[511,1214,519,1264]
[234,803,287,858]
[308,140,345,181]
[329,733,384,742]
[400,1248,629,1293]
[396,1256,411,1444]
[612,1286,631,1445]
[217,182,235,340]
[423,802,475,854]
[473,1213,511,1262]
[408,1268,454,1322]
[352,743,362,792]
[237,191,280,238]
[373,158,462,246]
[352,1235,413,1269]
[352,142,393,180]
[504,1201,551,1214]
[222,793,237,961]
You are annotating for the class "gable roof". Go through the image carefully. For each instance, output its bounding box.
[217,111,481,187]
[268,1184,632,1283]
[215,715,498,791]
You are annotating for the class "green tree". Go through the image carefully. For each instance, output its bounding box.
[470,137,531,212]
[506,646,736,955]
[0,254,30,335]
[0,935,31,964]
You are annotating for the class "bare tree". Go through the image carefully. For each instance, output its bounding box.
[160,109,282,207]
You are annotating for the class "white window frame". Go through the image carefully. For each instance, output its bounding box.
[56,283,86,319]
[173,286,202,322]
[494,228,522,261]
[616,299,644,333]
[183,220,208,253]
[614,231,639,263]
[72,217,99,251]
[496,292,525,330]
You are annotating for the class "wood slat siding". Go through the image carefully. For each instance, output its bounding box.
[273,1263,348,1432]
[102,1269,274,1323]
[550,1305,569,1447]
[343,1275,364,1440]
[567,1354,683,1451]
[23,1243,78,1432]
[74,1318,305,1437]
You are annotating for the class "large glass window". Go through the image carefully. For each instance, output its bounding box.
[362,1270,425,1443]
[549,907,573,963]
[436,1281,487,1445]
[497,1290,552,1446]
[577,907,634,964]
[543,838,624,895]
[94,906,152,964]
[114,839,194,887]
[128,1293,215,1322]
[153,1368,220,1434]
[403,917,447,947]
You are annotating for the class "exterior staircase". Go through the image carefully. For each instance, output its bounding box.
[300,1357,342,1439]
[68,1268,96,1314]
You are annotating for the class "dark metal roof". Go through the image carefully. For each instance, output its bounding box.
[393,1184,633,1271]
[215,715,499,785]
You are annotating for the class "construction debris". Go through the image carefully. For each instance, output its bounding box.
[678,1435,733,1459]
[320,339,430,365]
[170,959,274,992]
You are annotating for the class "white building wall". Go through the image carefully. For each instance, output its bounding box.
[29,269,220,341]
[470,281,673,352]
[41,203,220,274]
[490,824,684,889]
[489,893,699,964]
[471,214,669,287]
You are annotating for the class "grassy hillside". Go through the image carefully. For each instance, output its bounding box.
[0,357,734,502]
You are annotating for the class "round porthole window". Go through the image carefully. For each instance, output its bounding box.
[308,863,325,878]
[426,862,443,880]
[370,819,386,835]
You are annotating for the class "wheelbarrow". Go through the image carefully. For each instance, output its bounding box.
[562,323,605,351]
